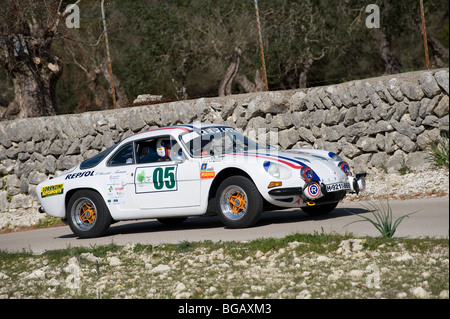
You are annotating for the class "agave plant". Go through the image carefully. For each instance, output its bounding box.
[346,200,418,238]
[429,133,449,168]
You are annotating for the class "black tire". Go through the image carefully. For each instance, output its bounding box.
[215,176,263,228]
[67,190,112,238]
[157,217,187,225]
[301,202,339,216]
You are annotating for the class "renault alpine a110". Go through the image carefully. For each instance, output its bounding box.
[36,124,366,238]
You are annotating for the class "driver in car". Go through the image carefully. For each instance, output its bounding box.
[156,138,172,161]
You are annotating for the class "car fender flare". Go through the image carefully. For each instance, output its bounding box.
[64,187,111,219]
[207,167,266,207]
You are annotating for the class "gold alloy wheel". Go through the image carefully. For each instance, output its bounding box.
[71,197,97,231]
[80,202,96,225]
[219,185,248,221]
[228,192,246,214]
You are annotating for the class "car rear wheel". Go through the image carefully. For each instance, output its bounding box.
[216,176,263,228]
[67,190,112,238]
[301,202,339,216]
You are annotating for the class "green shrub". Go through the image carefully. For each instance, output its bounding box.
[429,133,449,168]
[346,200,417,238]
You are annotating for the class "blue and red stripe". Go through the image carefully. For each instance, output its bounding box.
[231,152,321,181]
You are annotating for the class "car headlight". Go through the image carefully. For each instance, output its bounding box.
[300,166,313,182]
[338,161,350,176]
[264,161,280,178]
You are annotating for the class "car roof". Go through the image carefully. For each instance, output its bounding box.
[123,123,231,143]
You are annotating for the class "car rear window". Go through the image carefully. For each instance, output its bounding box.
[80,145,117,170]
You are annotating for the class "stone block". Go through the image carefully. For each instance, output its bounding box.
[419,72,441,97]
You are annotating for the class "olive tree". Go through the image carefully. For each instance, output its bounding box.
[0,0,81,119]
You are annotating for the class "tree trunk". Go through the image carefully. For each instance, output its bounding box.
[235,74,257,93]
[376,29,401,74]
[100,60,129,108]
[235,69,266,93]
[218,47,242,96]
[0,0,80,120]
[415,19,449,67]
[2,56,62,119]
[299,58,313,89]
[427,33,449,67]
[76,67,111,112]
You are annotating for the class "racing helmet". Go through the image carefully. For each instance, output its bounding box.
[156,138,169,158]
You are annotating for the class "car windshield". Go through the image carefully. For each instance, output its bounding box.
[180,126,268,157]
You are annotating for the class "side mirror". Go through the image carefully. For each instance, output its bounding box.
[171,152,185,163]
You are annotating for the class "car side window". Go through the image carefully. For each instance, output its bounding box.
[135,137,185,164]
[108,143,134,166]
[136,139,159,164]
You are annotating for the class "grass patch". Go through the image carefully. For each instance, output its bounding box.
[34,216,65,228]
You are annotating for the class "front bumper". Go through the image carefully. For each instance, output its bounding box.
[268,173,367,199]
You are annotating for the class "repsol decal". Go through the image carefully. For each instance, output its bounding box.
[65,170,95,180]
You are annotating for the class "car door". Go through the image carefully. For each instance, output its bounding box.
[133,136,201,209]
[104,142,136,208]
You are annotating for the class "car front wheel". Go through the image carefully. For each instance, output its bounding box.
[67,190,112,238]
[216,176,263,228]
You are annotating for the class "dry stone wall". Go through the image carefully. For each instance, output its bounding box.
[0,68,448,215]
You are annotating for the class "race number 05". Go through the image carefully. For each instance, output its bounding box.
[153,166,176,190]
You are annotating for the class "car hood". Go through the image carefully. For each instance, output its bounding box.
[223,149,347,183]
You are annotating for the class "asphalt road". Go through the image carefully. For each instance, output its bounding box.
[0,197,448,253]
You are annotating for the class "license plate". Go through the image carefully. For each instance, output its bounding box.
[326,182,350,193]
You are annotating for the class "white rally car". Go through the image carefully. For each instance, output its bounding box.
[36,123,366,238]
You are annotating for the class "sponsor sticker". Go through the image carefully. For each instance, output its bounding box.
[306,183,320,198]
[65,170,95,180]
[200,163,215,179]
[41,183,64,198]
[135,165,178,193]
[200,171,215,179]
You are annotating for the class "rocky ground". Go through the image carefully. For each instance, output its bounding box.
[0,235,448,300]
[345,167,449,201]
